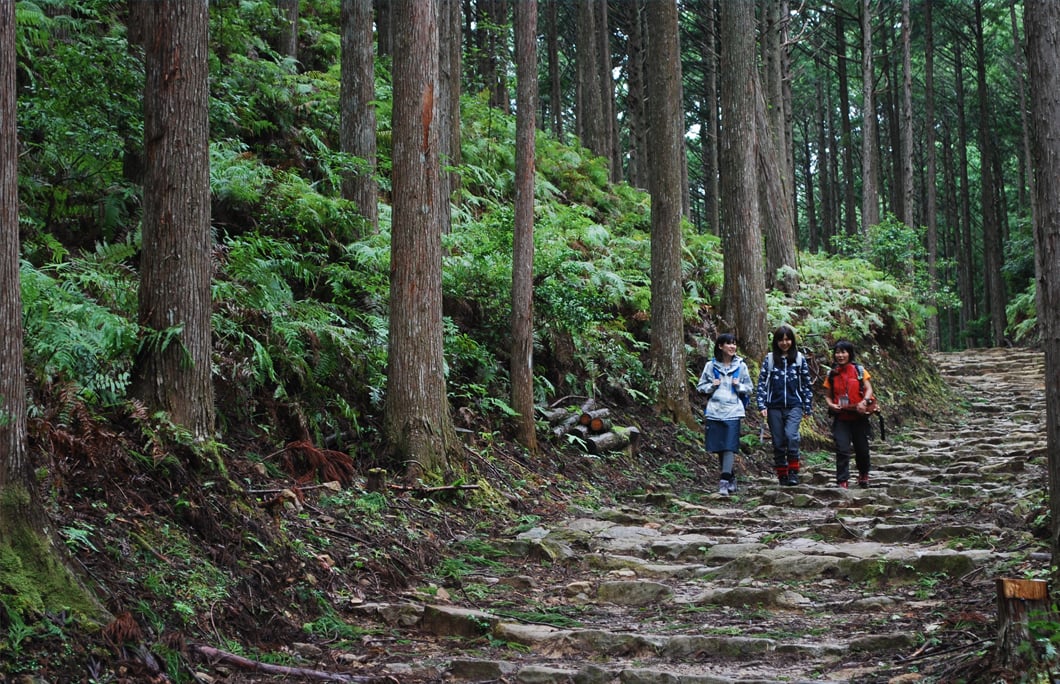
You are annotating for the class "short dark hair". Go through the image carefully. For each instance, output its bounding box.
[833,340,856,361]
[714,333,737,360]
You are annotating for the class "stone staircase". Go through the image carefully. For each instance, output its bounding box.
[350,347,1049,683]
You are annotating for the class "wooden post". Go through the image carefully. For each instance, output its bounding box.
[995,578,1051,671]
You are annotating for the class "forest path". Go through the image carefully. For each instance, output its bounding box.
[351,347,1048,683]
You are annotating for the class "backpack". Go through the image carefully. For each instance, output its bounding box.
[713,362,750,409]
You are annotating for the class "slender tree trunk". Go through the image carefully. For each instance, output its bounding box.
[975,0,1006,346]
[0,0,32,535]
[546,0,562,138]
[816,56,834,253]
[899,0,914,227]
[700,0,719,233]
[801,122,819,252]
[924,0,940,351]
[860,0,879,232]
[955,40,977,346]
[836,11,857,236]
[277,0,299,62]
[755,78,799,293]
[576,0,607,160]
[134,0,215,444]
[386,0,458,478]
[1024,0,1060,586]
[439,0,462,229]
[595,0,619,182]
[619,0,648,190]
[374,0,392,57]
[1011,1,1037,277]
[340,0,379,234]
[511,0,538,453]
[646,0,694,428]
[719,0,767,362]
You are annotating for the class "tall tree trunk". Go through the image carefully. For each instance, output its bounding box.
[546,0,562,138]
[374,0,392,57]
[924,0,940,351]
[942,123,960,350]
[801,121,819,252]
[340,0,379,234]
[835,11,857,236]
[646,0,695,428]
[817,55,835,253]
[618,0,648,190]
[975,0,1006,346]
[899,0,914,227]
[719,0,767,362]
[277,0,299,62]
[1011,1,1037,276]
[755,79,799,293]
[955,40,977,346]
[860,0,880,232]
[439,0,462,230]
[511,0,538,453]
[1024,0,1060,587]
[698,0,719,233]
[596,0,620,182]
[0,3,104,619]
[386,0,458,478]
[576,0,607,161]
[134,0,215,444]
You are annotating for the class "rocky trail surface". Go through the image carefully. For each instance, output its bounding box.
[348,348,1048,684]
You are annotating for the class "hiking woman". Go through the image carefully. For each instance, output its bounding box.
[822,340,876,488]
[755,325,814,486]
[696,333,752,496]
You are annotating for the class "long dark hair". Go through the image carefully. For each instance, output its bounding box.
[770,325,797,366]
[713,333,737,361]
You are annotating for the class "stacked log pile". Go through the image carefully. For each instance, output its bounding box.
[539,399,641,456]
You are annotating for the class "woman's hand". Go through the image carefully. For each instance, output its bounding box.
[760,408,767,417]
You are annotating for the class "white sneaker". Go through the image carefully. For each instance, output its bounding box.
[718,479,730,496]
[727,478,738,494]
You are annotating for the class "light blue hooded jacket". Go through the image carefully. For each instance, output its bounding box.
[696,356,752,421]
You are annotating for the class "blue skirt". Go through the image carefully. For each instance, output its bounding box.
[705,419,741,453]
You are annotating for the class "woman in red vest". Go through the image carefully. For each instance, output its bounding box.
[822,340,877,488]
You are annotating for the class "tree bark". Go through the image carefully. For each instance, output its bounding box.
[0,0,104,621]
[511,0,538,454]
[646,0,695,428]
[386,0,458,479]
[438,0,462,232]
[755,77,799,294]
[835,10,857,237]
[576,0,607,162]
[924,0,940,351]
[718,0,767,362]
[975,0,1006,346]
[1024,0,1060,590]
[955,40,977,347]
[899,0,914,227]
[860,0,880,232]
[276,0,299,62]
[546,0,562,138]
[340,0,379,234]
[133,0,216,444]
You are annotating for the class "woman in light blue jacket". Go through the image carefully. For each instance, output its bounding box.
[696,333,752,496]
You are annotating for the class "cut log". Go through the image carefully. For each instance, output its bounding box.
[588,416,611,433]
[578,407,610,427]
[586,430,630,455]
[995,578,1052,670]
[538,407,571,425]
